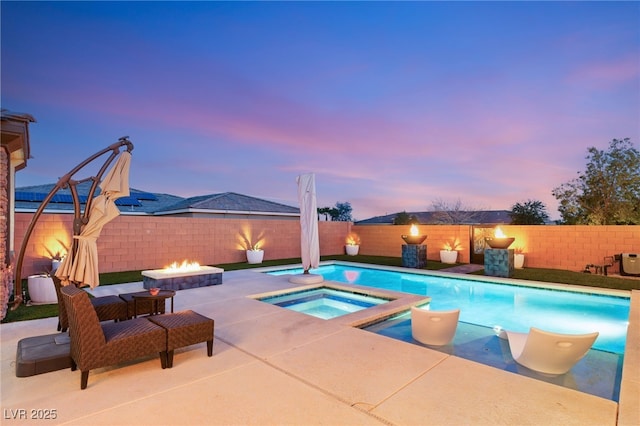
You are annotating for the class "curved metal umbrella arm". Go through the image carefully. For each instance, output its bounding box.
[11,137,134,310]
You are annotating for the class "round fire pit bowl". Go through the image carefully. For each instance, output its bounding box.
[402,235,427,245]
[485,237,515,249]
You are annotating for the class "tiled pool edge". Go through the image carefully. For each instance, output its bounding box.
[618,289,639,426]
[259,260,632,298]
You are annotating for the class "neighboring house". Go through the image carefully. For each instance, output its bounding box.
[15,183,300,220]
[153,192,300,220]
[14,182,185,215]
[356,210,513,225]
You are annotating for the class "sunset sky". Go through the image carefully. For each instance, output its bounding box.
[2,1,639,221]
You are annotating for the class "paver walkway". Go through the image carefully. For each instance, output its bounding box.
[440,263,485,274]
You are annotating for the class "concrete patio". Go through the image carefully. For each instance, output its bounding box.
[1,269,638,425]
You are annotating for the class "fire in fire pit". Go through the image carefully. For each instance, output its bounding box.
[163,260,201,273]
[485,227,515,249]
[402,224,427,245]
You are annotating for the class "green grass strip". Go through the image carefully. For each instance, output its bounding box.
[3,255,637,323]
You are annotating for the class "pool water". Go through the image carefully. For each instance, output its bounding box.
[258,287,390,320]
[363,312,623,402]
[269,264,630,354]
[268,263,630,402]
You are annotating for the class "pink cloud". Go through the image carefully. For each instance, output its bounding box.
[567,54,639,90]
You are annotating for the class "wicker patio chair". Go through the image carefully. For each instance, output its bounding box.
[53,276,127,332]
[60,284,167,389]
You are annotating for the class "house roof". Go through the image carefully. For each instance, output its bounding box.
[154,192,300,216]
[0,109,36,123]
[356,210,513,225]
[15,182,185,214]
[1,109,36,171]
[14,184,299,216]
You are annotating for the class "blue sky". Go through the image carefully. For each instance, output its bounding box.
[2,1,639,220]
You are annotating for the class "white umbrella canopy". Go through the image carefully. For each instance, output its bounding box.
[56,151,131,288]
[297,173,320,273]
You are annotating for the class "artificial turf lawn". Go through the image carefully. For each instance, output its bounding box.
[3,255,637,324]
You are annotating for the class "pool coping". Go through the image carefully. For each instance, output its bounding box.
[248,281,431,329]
[259,260,632,299]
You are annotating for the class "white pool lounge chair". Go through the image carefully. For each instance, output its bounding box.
[505,327,599,376]
[410,307,460,346]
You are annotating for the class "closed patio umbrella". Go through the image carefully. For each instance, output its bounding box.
[295,174,323,284]
[56,151,131,288]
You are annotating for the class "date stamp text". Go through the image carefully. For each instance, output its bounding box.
[3,409,58,420]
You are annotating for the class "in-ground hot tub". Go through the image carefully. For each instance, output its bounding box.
[257,286,391,320]
[142,265,224,291]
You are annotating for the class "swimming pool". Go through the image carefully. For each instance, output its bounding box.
[257,287,391,320]
[268,263,630,354]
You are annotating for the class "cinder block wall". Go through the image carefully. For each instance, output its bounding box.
[14,212,640,277]
[353,224,640,272]
[352,225,472,263]
[14,213,351,277]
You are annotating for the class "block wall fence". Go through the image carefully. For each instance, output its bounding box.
[352,224,640,272]
[13,212,640,278]
[14,213,352,277]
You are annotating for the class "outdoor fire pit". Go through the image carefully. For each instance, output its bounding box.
[485,237,515,249]
[484,227,515,278]
[142,261,223,291]
[401,225,427,268]
[401,224,427,245]
[402,234,427,245]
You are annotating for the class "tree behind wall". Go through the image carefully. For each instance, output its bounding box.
[552,138,640,225]
[318,202,353,222]
[393,211,418,225]
[333,202,353,222]
[429,198,483,224]
[317,207,333,221]
[510,200,549,225]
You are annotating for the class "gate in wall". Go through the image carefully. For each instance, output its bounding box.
[470,225,498,265]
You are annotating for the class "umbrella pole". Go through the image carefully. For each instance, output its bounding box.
[11,137,133,310]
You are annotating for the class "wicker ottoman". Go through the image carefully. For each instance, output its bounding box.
[148,310,214,367]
